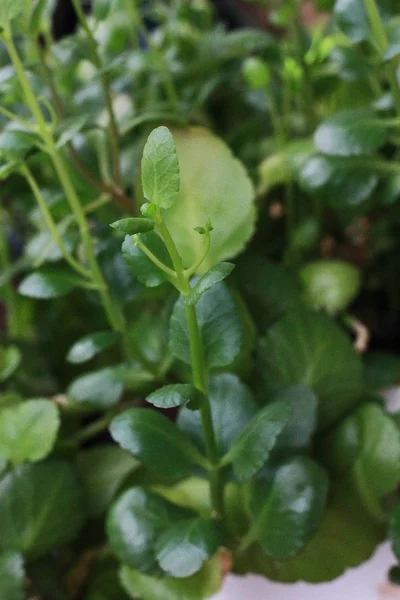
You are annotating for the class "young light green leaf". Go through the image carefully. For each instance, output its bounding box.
[146,384,202,410]
[107,487,188,573]
[67,331,120,364]
[162,127,255,273]
[178,373,258,457]
[249,457,328,559]
[224,400,291,480]
[0,552,25,600]
[0,461,84,558]
[141,126,180,210]
[122,232,173,287]
[0,399,59,466]
[0,345,21,382]
[67,367,124,410]
[170,283,243,370]
[18,271,82,299]
[111,218,154,235]
[77,445,139,517]
[300,260,361,315]
[314,110,388,157]
[257,307,363,428]
[156,518,224,578]
[120,554,223,600]
[0,0,26,25]
[185,263,235,306]
[110,408,202,478]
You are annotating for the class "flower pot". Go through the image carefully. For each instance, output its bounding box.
[212,543,399,600]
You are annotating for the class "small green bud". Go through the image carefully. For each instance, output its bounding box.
[140,202,160,221]
[242,57,271,90]
[283,57,303,83]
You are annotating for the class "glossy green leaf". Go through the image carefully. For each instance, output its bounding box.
[0,399,59,466]
[271,385,318,456]
[185,263,235,306]
[364,352,400,389]
[107,487,188,573]
[141,126,180,210]
[55,115,90,148]
[170,282,243,370]
[224,400,291,480]
[122,232,173,287]
[156,518,224,578]
[334,0,369,43]
[178,373,258,457]
[67,331,120,364]
[77,445,139,517]
[111,218,154,235]
[120,554,223,600]
[110,408,201,478]
[0,461,84,558]
[0,0,26,24]
[384,19,400,61]
[320,403,400,520]
[18,271,81,299]
[299,155,378,210]
[390,504,400,561]
[257,307,363,428]
[0,345,21,382]
[0,552,25,600]
[24,231,75,265]
[162,127,255,273]
[314,110,388,157]
[146,384,201,410]
[0,128,38,161]
[249,457,328,560]
[257,140,314,196]
[237,483,384,582]
[300,260,361,314]
[67,367,124,410]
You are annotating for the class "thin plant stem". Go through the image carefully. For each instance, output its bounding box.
[71,0,121,184]
[0,204,20,338]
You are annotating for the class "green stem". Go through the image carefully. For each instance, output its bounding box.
[20,165,91,278]
[157,220,225,518]
[0,204,20,338]
[71,0,121,184]
[185,233,211,277]
[363,0,400,116]
[291,3,316,133]
[133,235,177,280]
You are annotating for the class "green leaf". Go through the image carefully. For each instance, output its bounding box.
[0,399,59,466]
[67,331,120,364]
[314,110,388,157]
[236,483,384,582]
[364,352,400,389]
[178,373,258,457]
[257,307,363,428]
[236,255,303,331]
[384,19,400,61]
[0,461,84,558]
[334,0,369,43]
[0,552,25,600]
[156,518,224,578]
[120,555,223,600]
[0,128,38,161]
[111,218,154,235]
[122,232,173,287]
[0,0,26,25]
[320,403,400,520]
[141,126,180,210]
[77,445,139,517]
[300,260,361,314]
[107,487,188,573]
[67,367,124,410]
[249,457,328,560]
[257,139,314,196]
[0,161,20,181]
[390,504,400,560]
[271,385,318,456]
[0,345,21,382]
[18,271,81,299]
[170,282,243,370]
[146,384,202,410]
[299,155,378,210]
[162,127,255,273]
[224,400,291,480]
[55,115,90,148]
[110,408,201,479]
[185,263,235,306]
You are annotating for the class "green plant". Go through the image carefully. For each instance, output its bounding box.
[1,1,400,598]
